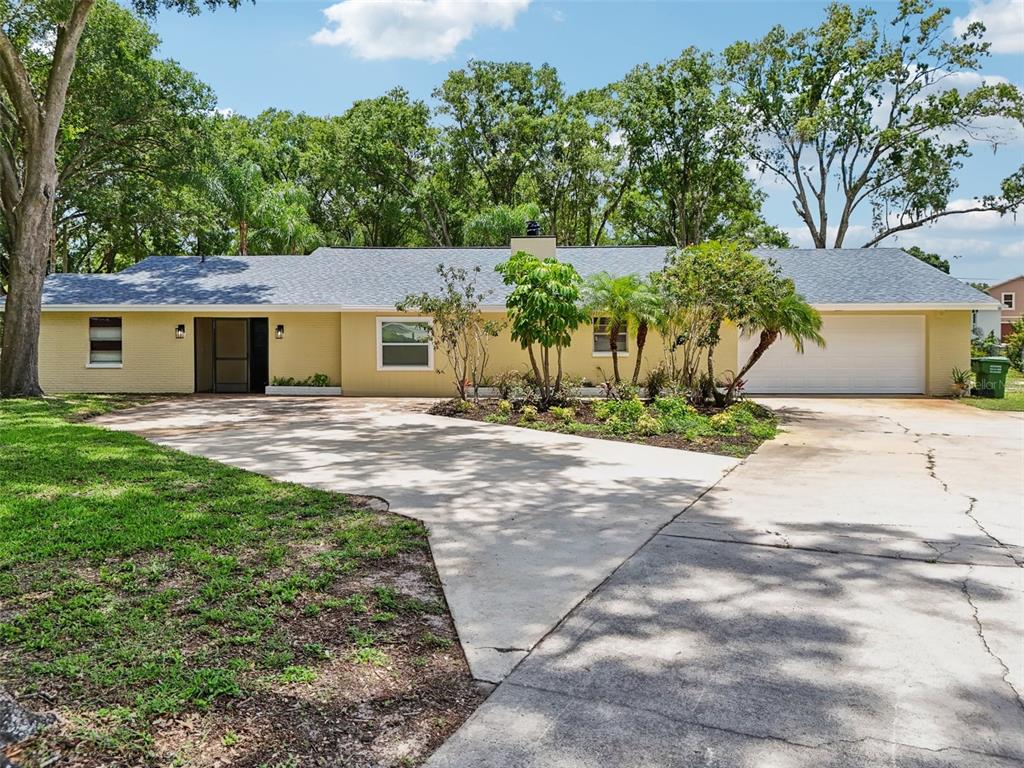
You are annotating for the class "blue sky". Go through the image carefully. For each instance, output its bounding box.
[151,0,1024,281]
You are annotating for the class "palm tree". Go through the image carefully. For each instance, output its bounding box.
[252,183,322,255]
[208,158,265,256]
[584,272,643,384]
[628,276,664,385]
[726,283,825,403]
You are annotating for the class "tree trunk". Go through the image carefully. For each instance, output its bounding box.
[708,345,725,407]
[239,219,249,256]
[0,188,57,396]
[631,321,648,385]
[0,0,94,397]
[526,344,545,402]
[609,321,621,384]
[724,329,779,404]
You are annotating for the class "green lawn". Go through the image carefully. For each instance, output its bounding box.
[962,367,1024,412]
[0,395,477,767]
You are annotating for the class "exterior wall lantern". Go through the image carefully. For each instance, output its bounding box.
[275,324,285,340]
[175,323,186,339]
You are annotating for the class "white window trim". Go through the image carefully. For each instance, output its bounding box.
[591,317,630,357]
[1002,292,1015,310]
[376,316,434,372]
[86,361,123,369]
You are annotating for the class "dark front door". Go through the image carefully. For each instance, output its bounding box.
[249,318,269,394]
[214,318,249,393]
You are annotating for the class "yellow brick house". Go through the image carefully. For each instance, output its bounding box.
[20,236,999,396]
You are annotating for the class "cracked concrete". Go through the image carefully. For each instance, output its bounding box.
[427,398,1024,767]
[961,569,1024,717]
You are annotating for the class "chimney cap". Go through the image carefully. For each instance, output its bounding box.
[525,220,541,237]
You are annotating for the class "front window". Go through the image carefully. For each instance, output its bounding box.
[88,317,122,366]
[593,317,628,354]
[377,318,433,370]
[1002,292,1015,310]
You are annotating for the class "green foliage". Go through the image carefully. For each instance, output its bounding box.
[643,365,671,398]
[497,399,513,417]
[434,61,564,206]
[584,272,661,384]
[549,406,576,424]
[1006,319,1024,372]
[398,264,501,399]
[496,251,589,405]
[270,373,332,387]
[950,366,974,398]
[906,246,951,274]
[726,0,1024,248]
[971,330,1000,358]
[493,370,533,400]
[278,665,317,684]
[611,47,785,247]
[594,397,647,434]
[729,277,824,403]
[661,240,780,402]
[465,203,542,246]
[519,405,539,423]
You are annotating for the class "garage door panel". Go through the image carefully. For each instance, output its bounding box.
[739,315,925,394]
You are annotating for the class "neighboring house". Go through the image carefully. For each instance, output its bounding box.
[6,238,999,396]
[971,306,1002,342]
[985,275,1024,339]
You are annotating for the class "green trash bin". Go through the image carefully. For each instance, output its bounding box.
[970,356,1012,398]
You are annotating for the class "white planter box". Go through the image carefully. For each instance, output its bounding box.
[265,386,342,396]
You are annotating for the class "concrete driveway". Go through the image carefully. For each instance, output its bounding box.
[427,399,1024,767]
[95,397,736,683]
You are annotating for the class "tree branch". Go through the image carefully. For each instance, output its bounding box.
[861,203,1012,247]
[0,29,40,139]
[41,0,94,144]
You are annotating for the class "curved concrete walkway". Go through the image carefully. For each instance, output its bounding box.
[95,397,737,683]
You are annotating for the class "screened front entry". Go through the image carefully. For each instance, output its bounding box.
[194,318,269,393]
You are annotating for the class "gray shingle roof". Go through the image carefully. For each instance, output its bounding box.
[26,246,998,308]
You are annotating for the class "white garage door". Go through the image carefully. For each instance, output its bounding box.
[738,315,925,394]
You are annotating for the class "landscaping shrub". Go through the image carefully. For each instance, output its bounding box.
[643,365,670,398]
[594,397,648,435]
[497,399,513,417]
[1007,319,1024,372]
[494,370,533,400]
[520,405,539,423]
[271,373,332,387]
[651,396,705,435]
[549,406,576,424]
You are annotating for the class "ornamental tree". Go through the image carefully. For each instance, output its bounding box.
[660,241,776,404]
[727,278,824,403]
[398,264,501,400]
[495,250,588,406]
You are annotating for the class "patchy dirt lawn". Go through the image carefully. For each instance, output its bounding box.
[1,396,482,768]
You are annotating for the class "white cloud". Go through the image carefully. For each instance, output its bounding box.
[925,198,1021,231]
[311,0,530,61]
[954,0,1024,54]
[780,225,872,248]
